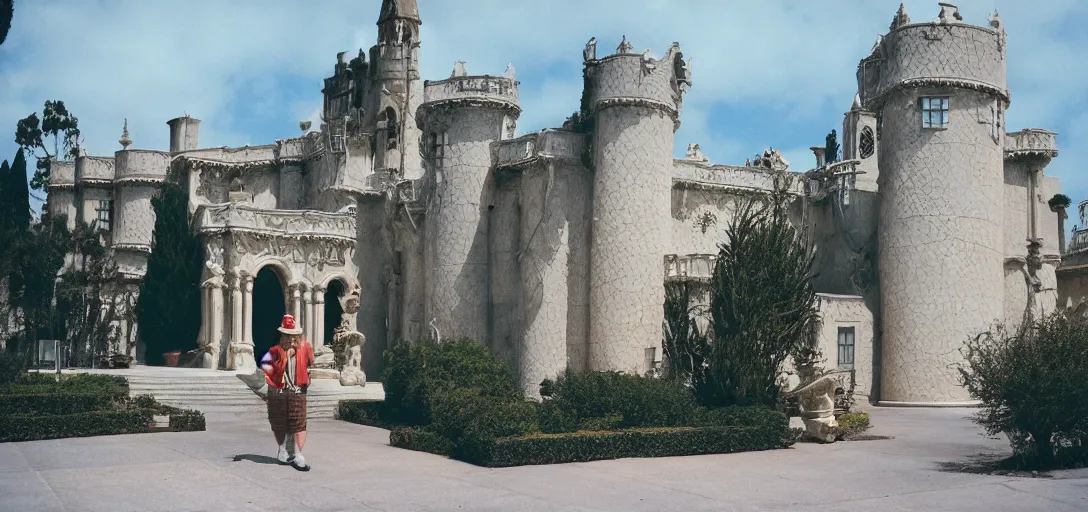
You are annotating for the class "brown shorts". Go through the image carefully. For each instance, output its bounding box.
[267,388,307,434]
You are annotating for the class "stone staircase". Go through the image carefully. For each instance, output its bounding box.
[70,366,384,420]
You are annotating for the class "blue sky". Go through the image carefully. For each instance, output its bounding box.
[2,0,1087,223]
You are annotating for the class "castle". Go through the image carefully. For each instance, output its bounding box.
[46,1,1072,405]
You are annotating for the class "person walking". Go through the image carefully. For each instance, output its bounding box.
[261,314,315,471]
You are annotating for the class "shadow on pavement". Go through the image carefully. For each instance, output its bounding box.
[232,454,281,465]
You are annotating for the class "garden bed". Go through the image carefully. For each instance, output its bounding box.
[0,372,205,443]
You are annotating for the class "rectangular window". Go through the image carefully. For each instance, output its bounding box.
[95,200,112,231]
[921,96,949,129]
[430,131,446,170]
[837,326,855,367]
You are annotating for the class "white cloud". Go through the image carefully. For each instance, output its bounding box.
[1,0,1086,211]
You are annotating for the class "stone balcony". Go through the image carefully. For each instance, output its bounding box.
[1004,129,1058,159]
[494,129,585,169]
[664,254,717,281]
[194,203,356,241]
[422,75,520,110]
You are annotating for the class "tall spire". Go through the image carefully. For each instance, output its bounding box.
[378,0,420,25]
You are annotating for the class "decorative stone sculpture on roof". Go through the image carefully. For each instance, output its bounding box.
[889,3,910,30]
[451,61,468,78]
[616,35,633,54]
[119,119,132,150]
[752,148,790,172]
[640,49,656,75]
[684,143,708,162]
[938,3,962,24]
[988,10,1003,31]
[504,63,516,80]
[583,37,597,62]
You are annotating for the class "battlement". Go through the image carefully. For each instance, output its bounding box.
[858,3,1007,108]
[48,160,76,189]
[420,73,520,113]
[583,38,690,119]
[75,156,116,185]
[494,129,585,170]
[1004,128,1058,159]
[194,203,357,242]
[114,150,171,184]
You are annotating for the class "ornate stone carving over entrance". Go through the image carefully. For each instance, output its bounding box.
[195,203,360,370]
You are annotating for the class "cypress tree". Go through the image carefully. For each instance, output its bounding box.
[8,149,31,233]
[0,159,10,279]
[137,170,203,365]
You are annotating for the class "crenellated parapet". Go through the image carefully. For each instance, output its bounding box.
[48,160,77,190]
[418,73,520,118]
[1004,128,1058,160]
[75,156,116,186]
[114,150,171,184]
[583,39,690,124]
[494,129,585,170]
[858,3,1008,109]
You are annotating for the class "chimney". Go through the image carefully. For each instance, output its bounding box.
[167,116,201,153]
[810,146,826,168]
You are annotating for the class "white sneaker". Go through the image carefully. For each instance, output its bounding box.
[291,452,310,471]
[277,441,290,464]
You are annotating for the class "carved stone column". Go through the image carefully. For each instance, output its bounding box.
[313,285,326,347]
[197,285,209,349]
[209,282,224,368]
[242,274,254,346]
[289,283,302,319]
[302,288,314,342]
[230,272,243,356]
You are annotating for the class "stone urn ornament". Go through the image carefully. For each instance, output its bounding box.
[788,374,840,443]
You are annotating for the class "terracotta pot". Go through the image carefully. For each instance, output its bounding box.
[163,351,182,367]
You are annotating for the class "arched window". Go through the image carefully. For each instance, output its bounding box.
[384,107,398,149]
[859,126,875,159]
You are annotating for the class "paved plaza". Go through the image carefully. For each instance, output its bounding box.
[1,407,1085,512]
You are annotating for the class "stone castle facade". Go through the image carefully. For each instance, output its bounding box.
[47,2,1072,405]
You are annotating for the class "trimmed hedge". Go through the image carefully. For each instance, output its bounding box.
[835,412,870,439]
[389,427,455,456]
[0,392,122,415]
[0,409,154,442]
[539,371,698,433]
[462,425,796,468]
[339,400,400,429]
[166,408,206,432]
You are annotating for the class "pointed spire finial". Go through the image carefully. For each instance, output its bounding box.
[119,118,132,150]
[989,9,1003,31]
[890,3,911,30]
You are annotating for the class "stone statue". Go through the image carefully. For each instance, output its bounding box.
[583,37,597,62]
[617,35,633,54]
[988,10,1003,31]
[334,323,367,386]
[640,49,656,74]
[504,63,516,80]
[685,144,708,162]
[452,61,468,78]
[789,375,840,443]
[938,3,962,24]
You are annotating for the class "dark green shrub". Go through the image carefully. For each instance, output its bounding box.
[543,371,698,432]
[0,409,153,442]
[0,392,122,415]
[339,400,399,429]
[835,412,871,439]
[959,311,1088,469]
[694,405,789,430]
[0,351,25,384]
[463,424,797,468]
[382,338,520,426]
[389,427,455,456]
[537,399,577,434]
[167,409,206,432]
[428,387,537,444]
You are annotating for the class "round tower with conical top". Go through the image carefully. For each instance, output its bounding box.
[583,39,690,374]
[858,3,1008,404]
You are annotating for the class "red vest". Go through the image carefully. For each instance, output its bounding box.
[264,341,315,389]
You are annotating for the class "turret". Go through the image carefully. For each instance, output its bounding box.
[860,3,1008,404]
[367,0,423,179]
[113,120,171,278]
[167,116,200,153]
[582,38,690,374]
[416,63,520,346]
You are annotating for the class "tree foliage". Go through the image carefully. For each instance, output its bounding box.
[15,100,82,190]
[663,175,821,408]
[136,170,202,364]
[0,0,11,48]
[958,309,1088,469]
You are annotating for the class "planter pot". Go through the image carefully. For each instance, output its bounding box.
[163,351,182,367]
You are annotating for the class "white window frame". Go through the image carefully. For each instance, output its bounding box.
[95,200,112,231]
[837,326,856,368]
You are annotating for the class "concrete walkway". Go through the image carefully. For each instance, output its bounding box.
[2,408,1085,511]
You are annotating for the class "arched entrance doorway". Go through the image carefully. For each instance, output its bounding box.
[324,279,346,348]
[252,267,287,363]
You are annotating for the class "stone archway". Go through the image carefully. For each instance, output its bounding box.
[323,279,347,350]
[252,266,287,364]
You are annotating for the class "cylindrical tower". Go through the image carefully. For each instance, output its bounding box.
[368,0,424,179]
[584,41,689,373]
[167,116,201,153]
[416,71,520,345]
[46,160,78,230]
[113,150,171,278]
[859,4,1009,404]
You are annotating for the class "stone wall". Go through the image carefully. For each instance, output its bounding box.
[815,294,875,404]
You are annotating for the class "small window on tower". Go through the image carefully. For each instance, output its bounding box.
[921,96,949,129]
[95,200,112,231]
[859,126,875,159]
[430,132,446,170]
[991,103,1002,141]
